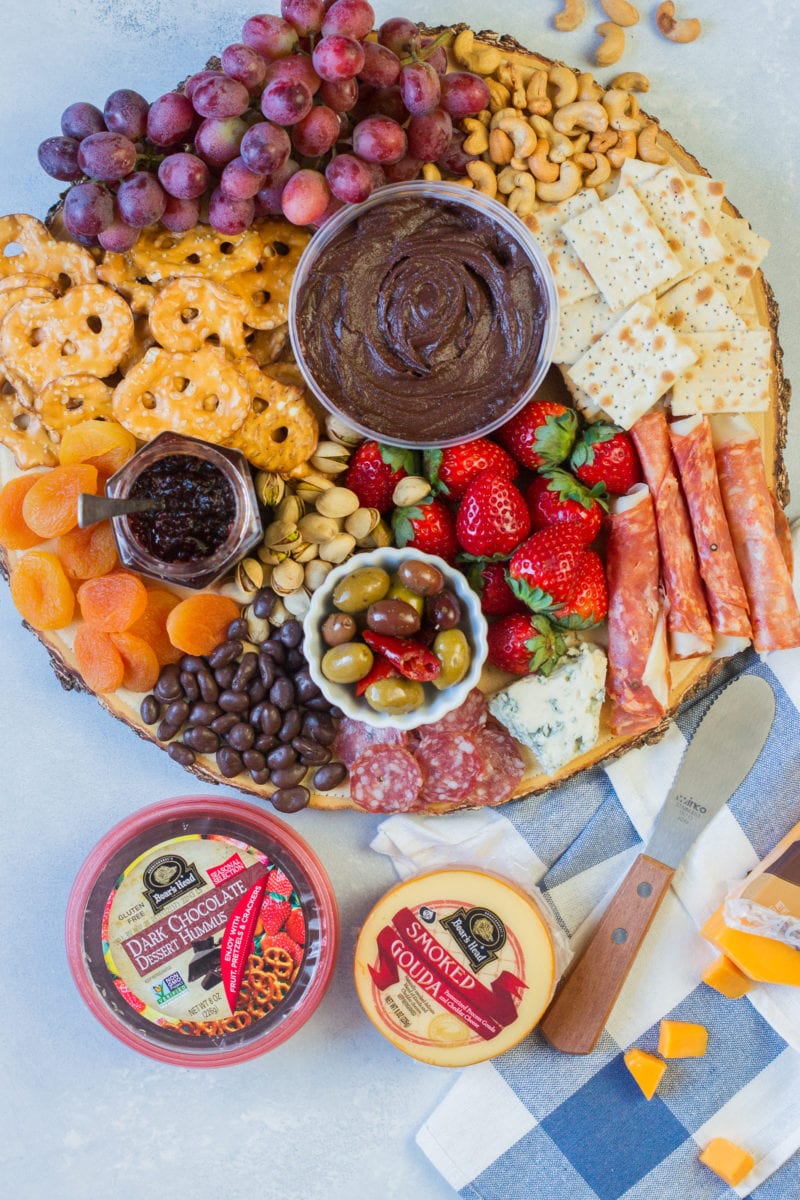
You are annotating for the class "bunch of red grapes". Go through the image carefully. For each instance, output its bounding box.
[37,1,490,248]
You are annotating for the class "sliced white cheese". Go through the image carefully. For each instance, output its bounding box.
[488,643,607,777]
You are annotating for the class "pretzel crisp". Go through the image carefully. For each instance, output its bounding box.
[0,214,97,289]
[149,276,249,357]
[0,272,59,296]
[97,252,157,315]
[0,392,59,468]
[129,224,263,283]
[222,220,310,330]
[0,285,54,405]
[226,356,318,472]
[0,283,134,392]
[112,345,251,442]
[36,374,114,433]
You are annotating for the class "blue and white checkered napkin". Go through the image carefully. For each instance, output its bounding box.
[373,642,800,1200]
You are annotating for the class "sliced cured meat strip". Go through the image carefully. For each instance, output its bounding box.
[415,732,485,808]
[419,688,488,737]
[472,722,526,806]
[332,717,407,769]
[349,744,422,813]
[607,484,670,738]
[711,415,800,653]
[631,410,713,658]
[669,414,751,654]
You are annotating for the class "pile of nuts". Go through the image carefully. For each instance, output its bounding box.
[439,24,683,214]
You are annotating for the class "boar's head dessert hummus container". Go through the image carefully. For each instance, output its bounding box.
[66,796,338,1066]
[289,181,559,449]
[354,868,556,1067]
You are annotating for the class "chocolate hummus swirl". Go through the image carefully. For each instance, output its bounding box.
[294,195,549,443]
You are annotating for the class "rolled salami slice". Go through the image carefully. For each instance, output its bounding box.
[607,484,670,737]
[669,414,751,655]
[349,744,422,813]
[711,414,800,653]
[631,410,713,658]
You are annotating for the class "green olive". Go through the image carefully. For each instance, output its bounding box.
[387,579,424,616]
[364,677,425,714]
[332,566,391,613]
[321,642,374,684]
[432,629,471,691]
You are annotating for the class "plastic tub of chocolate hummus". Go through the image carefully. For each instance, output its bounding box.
[66,796,338,1066]
[289,181,559,449]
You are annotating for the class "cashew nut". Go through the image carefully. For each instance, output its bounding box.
[572,132,591,154]
[528,138,560,183]
[422,163,441,181]
[462,118,489,155]
[656,2,701,43]
[453,29,504,75]
[536,159,583,203]
[497,115,539,160]
[466,160,498,198]
[637,122,670,164]
[489,128,514,165]
[553,100,609,135]
[496,166,520,195]
[585,152,611,188]
[507,173,537,218]
[589,128,619,153]
[476,109,492,126]
[548,64,578,108]
[600,0,640,27]
[454,177,475,189]
[607,129,637,169]
[578,73,605,102]
[530,115,576,163]
[595,22,626,66]
[553,0,586,32]
[490,107,520,130]
[602,89,643,132]
[611,71,650,92]
[573,152,596,170]
[525,69,552,117]
[486,78,512,113]
[501,63,528,110]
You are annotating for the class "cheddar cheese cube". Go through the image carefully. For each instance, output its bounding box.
[623,1048,666,1100]
[658,1019,708,1059]
[699,1137,755,1186]
[702,954,753,999]
[701,907,800,987]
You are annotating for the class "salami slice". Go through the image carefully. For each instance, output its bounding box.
[332,717,407,769]
[669,415,751,649]
[349,744,423,813]
[711,415,800,653]
[415,732,486,807]
[631,410,713,658]
[472,722,526,806]
[607,484,670,737]
[421,688,488,736]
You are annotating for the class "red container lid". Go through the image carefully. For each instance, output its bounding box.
[66,795,339,1067]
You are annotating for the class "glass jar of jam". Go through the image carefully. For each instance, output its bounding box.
[106,432,263,589]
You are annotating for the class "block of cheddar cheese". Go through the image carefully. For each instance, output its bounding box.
[701,908,800,987]
[699,1137,755,1186]
[623,1048,667,1100]
[658,1019,708,1058]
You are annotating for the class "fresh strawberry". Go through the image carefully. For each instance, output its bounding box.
[467,560,527,617]
[264,931,304,968]
[424,439,518,500]
[266,867,293,897]
[525,468,607,547]
[285,907,306,945]
[345,441,419,514]
[259,896,292,934]
[508,528,609,630]
[455,471,531,558]
[497,399,579,471]
[392,496,458,562]
[569,424,641,495]
[486,612,567,676]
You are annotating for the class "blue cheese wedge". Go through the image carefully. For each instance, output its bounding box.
[488,643,607,777]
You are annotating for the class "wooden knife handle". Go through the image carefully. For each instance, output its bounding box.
[539,854,675,1055]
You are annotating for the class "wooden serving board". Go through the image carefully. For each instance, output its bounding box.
[0,27,791,812]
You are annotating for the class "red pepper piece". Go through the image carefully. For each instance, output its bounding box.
[362,631,442,682]
[355,653,399,697]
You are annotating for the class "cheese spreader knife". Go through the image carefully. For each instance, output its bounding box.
[540,674,776,1055]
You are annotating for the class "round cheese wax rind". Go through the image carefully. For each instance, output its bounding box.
[353,868,556,1067]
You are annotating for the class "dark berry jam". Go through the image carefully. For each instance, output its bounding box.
[129,455,236,563]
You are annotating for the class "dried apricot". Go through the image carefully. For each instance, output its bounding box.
[21,463,98,539]
[0,473,48,549]
[110,631,160,693]
[77,570,148,632]
[10,550,75,629]
[58,418,137,479]
[56,520,118,580]
[166,592,240,656]
[128,587,182,666]
[74,623,125,693]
